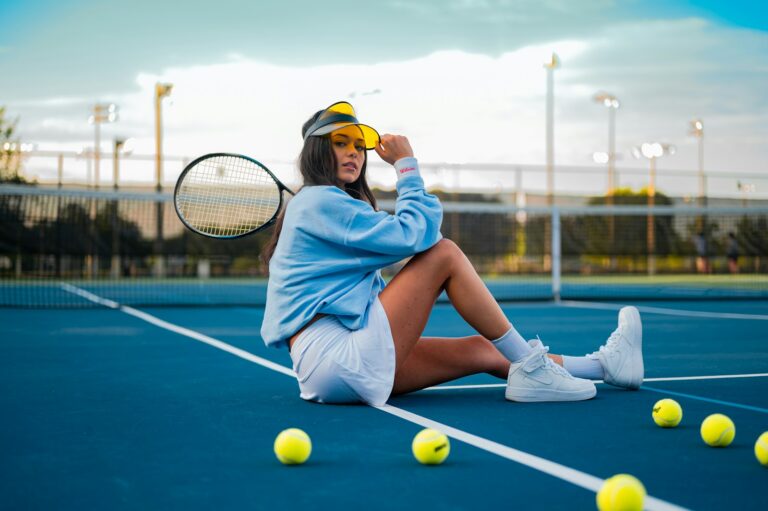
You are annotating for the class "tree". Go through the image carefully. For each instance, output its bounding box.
[566,188,681,257]
[0,106,29,183]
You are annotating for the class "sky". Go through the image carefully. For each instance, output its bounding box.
[1,0,766,193]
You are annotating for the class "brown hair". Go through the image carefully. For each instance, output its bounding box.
[260,110,378,268]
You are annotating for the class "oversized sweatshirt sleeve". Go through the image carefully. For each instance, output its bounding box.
[297,158,442,257]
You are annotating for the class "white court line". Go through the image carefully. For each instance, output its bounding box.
[559,299,768,321]
[60,284,687,511]
[423,372,768,391]
[377,405,684,511]
[61,284,294,377]
[120,305,296,378]
[61,283,121,309]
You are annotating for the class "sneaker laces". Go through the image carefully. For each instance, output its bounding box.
[524,336,573,378]
[588,327,623,358]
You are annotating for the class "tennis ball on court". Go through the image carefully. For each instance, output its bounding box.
[652,398,682,428]
[412,428,450,465]
[700,414,735,447]
[755,431,768,466]
[274,428,312,465]
[596,474,646,511]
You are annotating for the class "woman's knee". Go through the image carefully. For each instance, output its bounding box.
[421,238,462,265]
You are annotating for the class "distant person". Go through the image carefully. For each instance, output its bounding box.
[726,232,739,274]
[694,231,709,274]
[259,101,644,408]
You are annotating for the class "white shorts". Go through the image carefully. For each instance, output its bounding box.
[289,297,396,407]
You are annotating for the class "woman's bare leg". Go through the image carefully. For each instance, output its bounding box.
[390,335,510,395]
[379,240,511,366]
[379,239,520,390]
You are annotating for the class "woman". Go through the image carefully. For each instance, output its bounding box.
[261,101,643,406]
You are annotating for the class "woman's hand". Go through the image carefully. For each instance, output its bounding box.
[374,134,414,165]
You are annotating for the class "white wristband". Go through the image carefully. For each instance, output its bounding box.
[393,157,420,180]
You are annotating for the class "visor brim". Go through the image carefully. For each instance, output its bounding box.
[310,122,380,150]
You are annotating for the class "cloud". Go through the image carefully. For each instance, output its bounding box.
[10,16,767,192]
[11,97,91,108]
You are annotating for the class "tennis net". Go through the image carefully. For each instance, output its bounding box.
[1,184,766,307]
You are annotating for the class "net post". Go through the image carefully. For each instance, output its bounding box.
[551,206,561,302]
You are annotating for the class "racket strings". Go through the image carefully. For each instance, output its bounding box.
[176,155,282,237]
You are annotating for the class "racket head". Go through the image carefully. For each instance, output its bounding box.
[174,153,291,239]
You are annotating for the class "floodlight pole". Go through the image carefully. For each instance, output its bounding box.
[154,83,173,278]
[544,53,559,206]
[88,101,118,280]
[95,119,100,187]
[113,138,125,191]
[648,155,656,274]
[543,53,559,274]
[634,142,674,275]
[689,119,705,206]
[608,104,616,194]
[111,138,127,279]
[594,92,620,266]
[154,83,173,192]
[90,103,118,188]
[593,92,620,197]
[698,131,704,204]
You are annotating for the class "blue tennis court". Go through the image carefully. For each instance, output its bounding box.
[2,293,765,510]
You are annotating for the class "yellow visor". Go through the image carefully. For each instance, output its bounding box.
[303,101,380,150]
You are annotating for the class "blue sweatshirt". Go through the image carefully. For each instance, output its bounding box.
[261,157,443,349]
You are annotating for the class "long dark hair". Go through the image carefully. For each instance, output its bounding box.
[260,110,378,267]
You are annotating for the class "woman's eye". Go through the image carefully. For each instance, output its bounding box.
[355,145,365,152]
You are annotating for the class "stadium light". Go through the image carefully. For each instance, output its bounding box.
[89,103,118,188]
[1,142,29,152]
[737,181,756,207]
[632,142,675,196]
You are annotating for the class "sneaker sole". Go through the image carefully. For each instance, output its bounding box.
[505,385,597,402]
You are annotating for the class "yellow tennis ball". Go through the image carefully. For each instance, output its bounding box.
[596,474,646,511]
[755,431,768,466]
[412,428,450,465]
[700,414,735,447]
[652,398,682,428]
[273,428,312,465]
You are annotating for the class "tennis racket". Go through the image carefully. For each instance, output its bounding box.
[174,153,295,238]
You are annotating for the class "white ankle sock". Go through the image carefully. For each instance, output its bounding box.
[491,326,531,362]
[562,356,605,379]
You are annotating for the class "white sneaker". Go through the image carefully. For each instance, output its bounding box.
[505,339,597,402]
[588,306,644,390]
